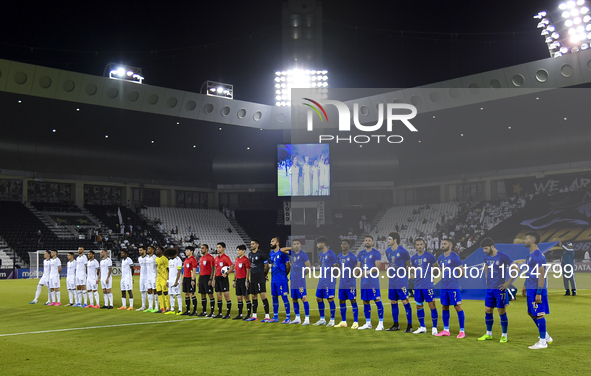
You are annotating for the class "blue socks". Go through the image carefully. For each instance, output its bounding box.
[272,296,279,319]
[293,301,300,317]
[404,303,412,325]
[364,304,371,321]
[376,300,384,321]
[340,303,347,321]
[329,300,336,320]
[303,301,310,317]
[431,308,438,328]
[443,309,450,330]
[282,295,290,319]
[318,301,325,320]
[537,317,546,340]
[500,313,508,334]
[458,310,465,331]
[391,303,399,322]
[352,301,359,322]
[417,307,425,327]
[485,312,494,331]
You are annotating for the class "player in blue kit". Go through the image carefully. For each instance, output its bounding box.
[356,236,384,331]
[288,239,311,325]
[313,237,338,327]
[435,236,465,338]
[385,232,413,333]
[478,237,513,343]
[335,239,359,329]
[410,238,440,335]
[268,237,291,323]
[503,232,552,349]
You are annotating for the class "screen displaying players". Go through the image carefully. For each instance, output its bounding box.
[277,144,330,197]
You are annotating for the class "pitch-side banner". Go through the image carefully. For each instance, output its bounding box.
[505,171,591,197]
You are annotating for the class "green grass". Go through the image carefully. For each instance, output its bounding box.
[1,274,590,375]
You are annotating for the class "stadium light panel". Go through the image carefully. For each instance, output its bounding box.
[273,69,329,105]
[202,81,233,99]
[105,63,144,84]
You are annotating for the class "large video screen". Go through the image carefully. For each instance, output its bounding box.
[278,144,330,197]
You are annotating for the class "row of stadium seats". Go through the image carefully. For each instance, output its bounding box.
[143,207,245,259]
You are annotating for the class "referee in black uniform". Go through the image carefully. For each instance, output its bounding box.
[245,239,270,321]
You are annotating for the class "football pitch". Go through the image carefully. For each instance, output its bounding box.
[1,274,590,375]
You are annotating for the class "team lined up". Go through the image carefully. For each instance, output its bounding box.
[29,230,552,349]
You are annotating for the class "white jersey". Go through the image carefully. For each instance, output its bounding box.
[87,259,99,281]
[146,254,157,281]
[66,260,76,279]
[168,257,182,285]
[100,257,112,281]
[76,254,88,279]
[138,255,148,280]
[41,259,51,279]
[121,257,133,280]
[49,258,60,279]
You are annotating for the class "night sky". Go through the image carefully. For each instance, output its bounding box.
[0,0,561,104]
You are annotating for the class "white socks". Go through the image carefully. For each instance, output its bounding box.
[88,292,94,306]
[34,285,42,301]
[94,291,99,305]
[148,294,153,310]
[109,293,114,306]
[170,295,176,311]
[177,296,182,312]
[56,291,60,303]
[83,291,88,305]
[122,297,127,307]
[155,296,159,311]
[141,292,147,308]
[129,298,134,308]
[69,290,74,304]
[103,293,109,306]
[51,291,56,303]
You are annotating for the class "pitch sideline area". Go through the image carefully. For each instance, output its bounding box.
[1,276,590,375]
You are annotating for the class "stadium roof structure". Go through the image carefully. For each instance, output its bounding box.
[1,52,591,187]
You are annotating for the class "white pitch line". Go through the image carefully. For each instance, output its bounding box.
[0,317,209,338]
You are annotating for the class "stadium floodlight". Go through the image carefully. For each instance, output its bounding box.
[200,80,233,99]
[273,69,329,105]
[536,0,591,57]
[104,63,144,84]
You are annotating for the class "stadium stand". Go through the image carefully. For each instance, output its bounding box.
[234,210,291,253]
[143,207,245,259]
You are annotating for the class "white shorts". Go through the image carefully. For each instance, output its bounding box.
[169,284,180,296]
[146,279,156,290]
[49,277,60,289]
[101,278,112,290]
[120,278,132,291]
[139,278,148,292]
[39,277,49,286]
[86,280,98,291]
[67,277,76,290]
[76,276,87,286]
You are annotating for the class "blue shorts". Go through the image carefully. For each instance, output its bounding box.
[388,287,408,302]
[291,287,307,300]
[316,287,335,299]
[271,281,289,296]
[360,288,381,301]
[484,289,509,309]
[338,287,357,301]
[414,289,434,304]
[527,289,550,316]
[440,289,461,306]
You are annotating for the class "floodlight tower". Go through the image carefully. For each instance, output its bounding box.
[536,0,591,57]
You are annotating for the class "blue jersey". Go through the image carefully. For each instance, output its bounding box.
[561,245,575,266]
[318,249,337,288]
[385,246,411,288]
[337,252,357,289]
[410,251,438,289]
[525,249,547,289]
[438,251,463,289]
[484,251,513,289]
[270,249,290,284]
[290,250,309,288]
[357,248,381,289]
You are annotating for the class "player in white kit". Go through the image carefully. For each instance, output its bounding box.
[165,248,183,315]
[145,245,158,313]
[29,250,51,305]
[98,249,113,309]
[75,247,89,307]
[136,246,149,311]
[48,250,62,306]
[86,251,100,308]
[118,248,135,310]
[65,252,76,306]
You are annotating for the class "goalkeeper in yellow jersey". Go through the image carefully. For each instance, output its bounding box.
[155,246,170,313]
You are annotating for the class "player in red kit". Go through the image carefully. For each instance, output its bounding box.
[181,247,198,316]
[233,244,251,320]
[213,242,234,319]
[197,244,216,317]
